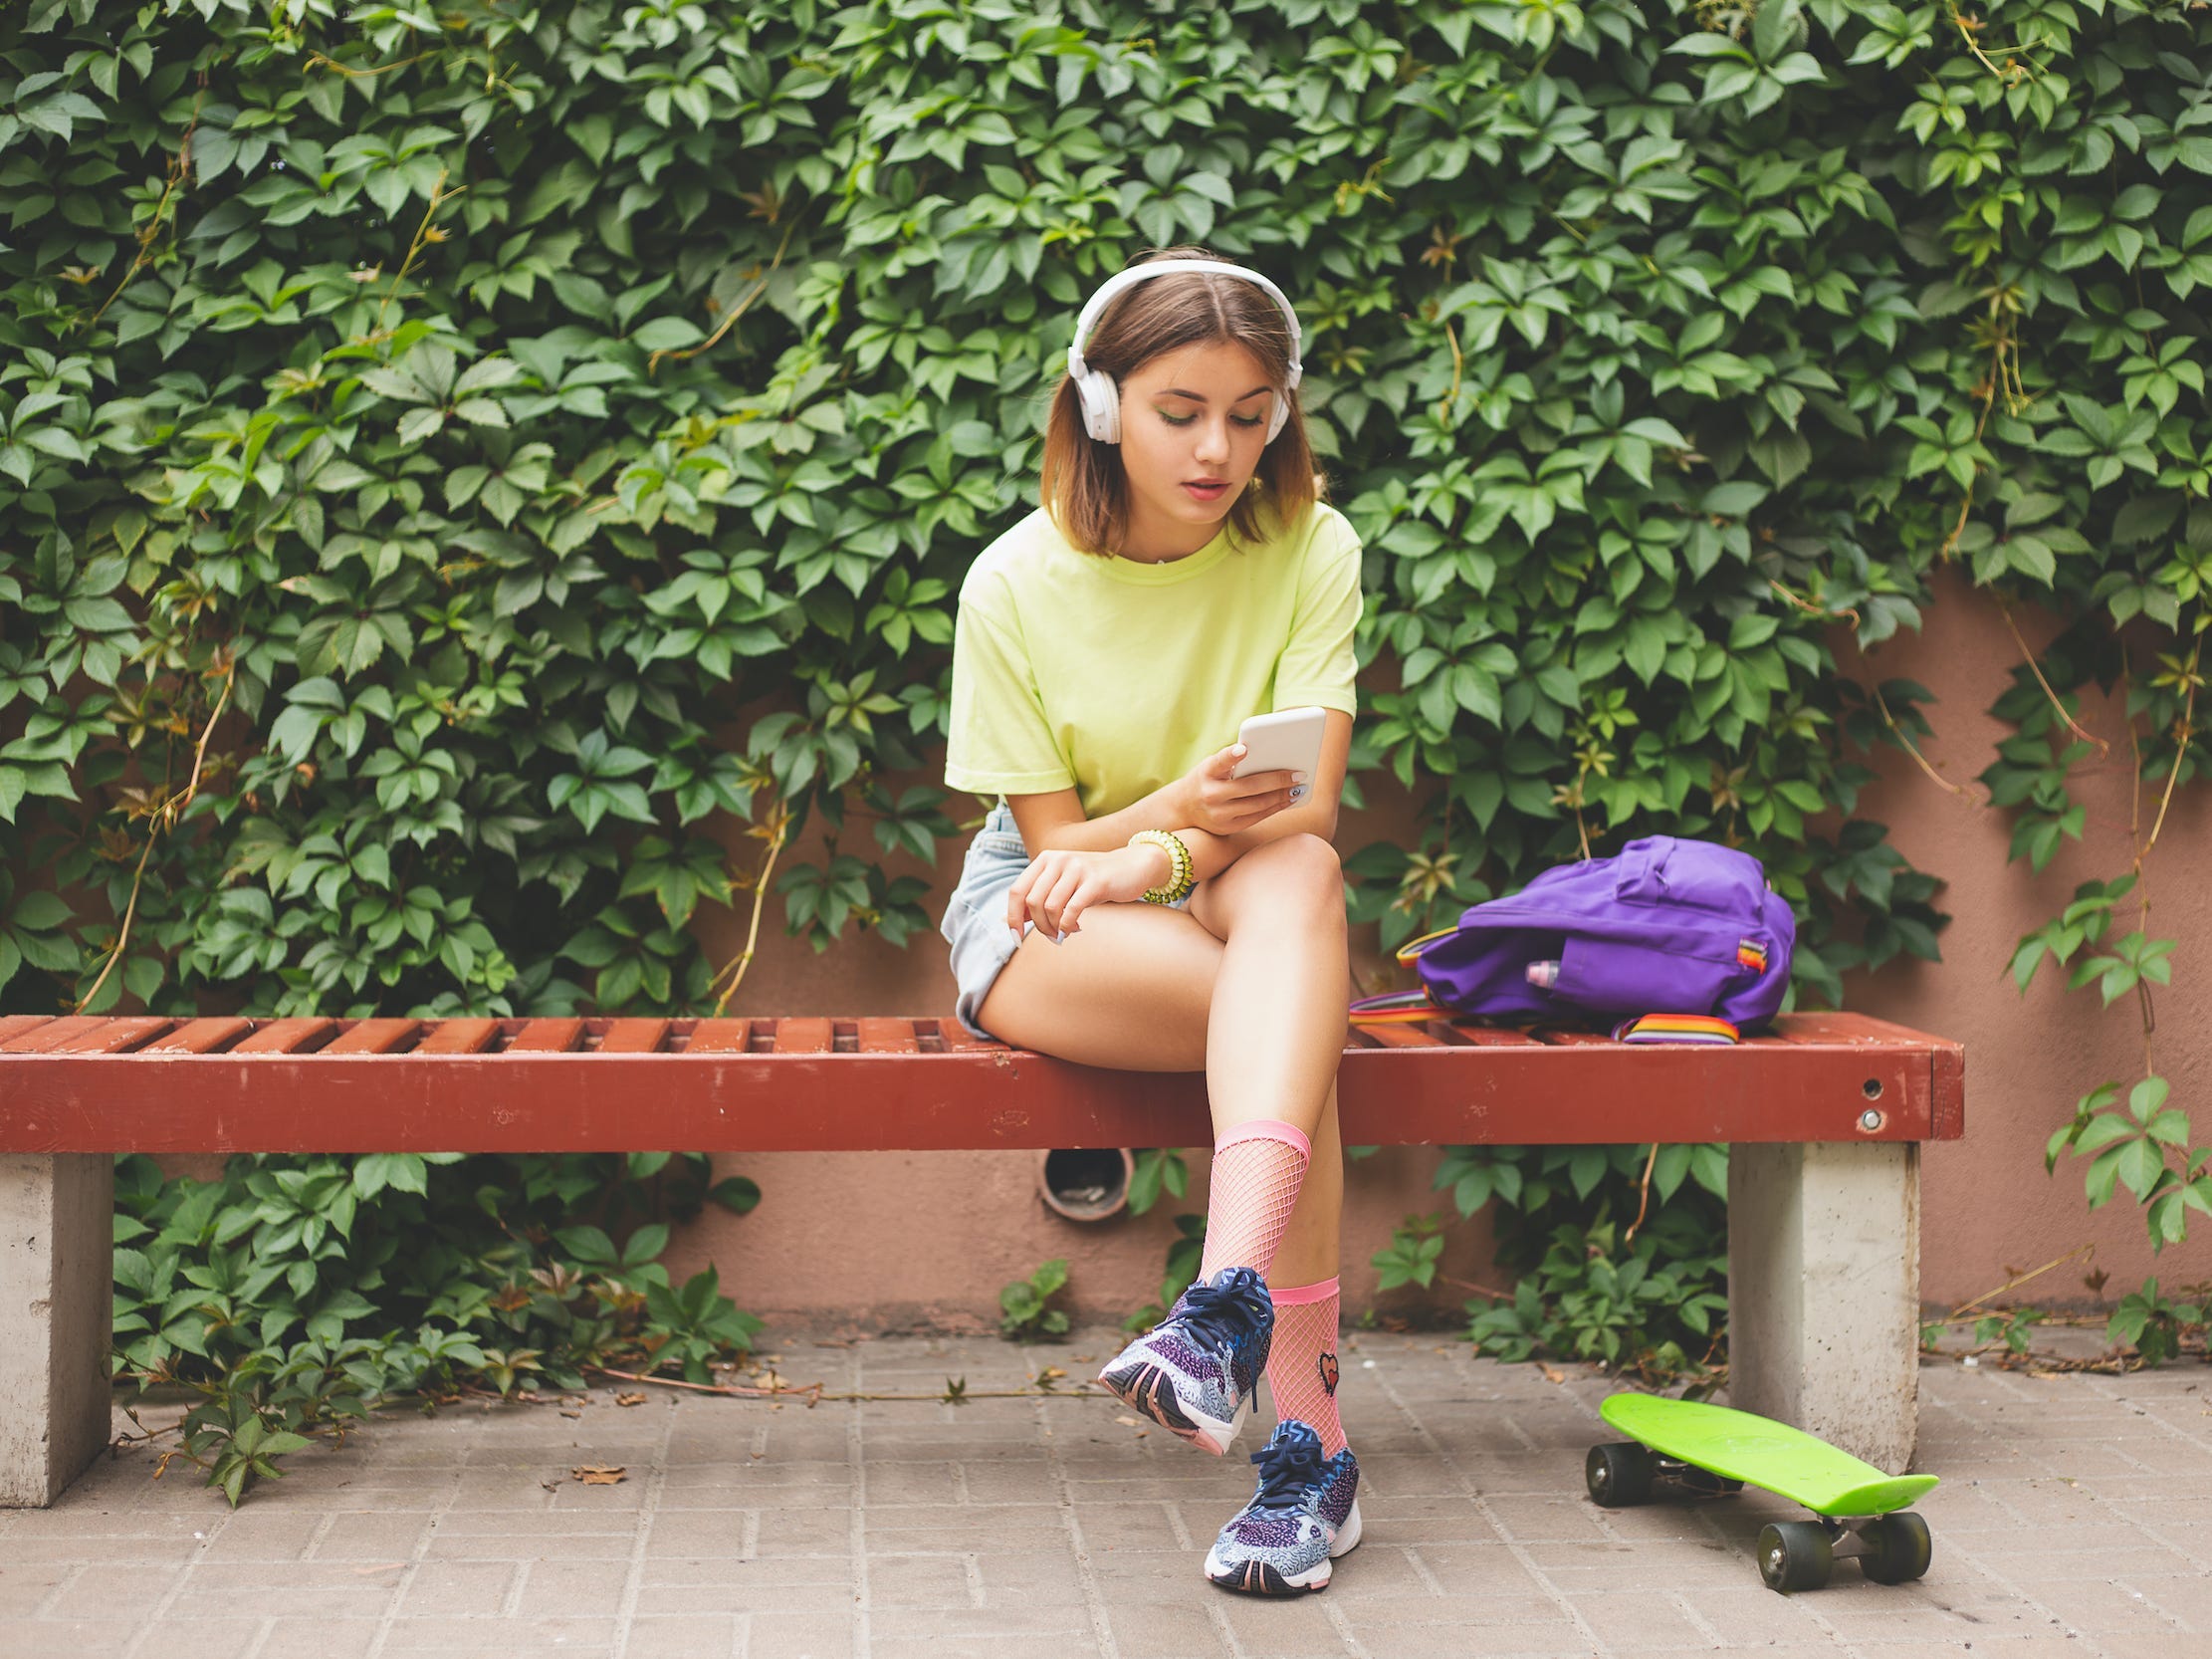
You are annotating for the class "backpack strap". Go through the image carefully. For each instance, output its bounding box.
[1350,989,1446,1025]
[1611,1012,1740,1045]
[1392,924,1458,967]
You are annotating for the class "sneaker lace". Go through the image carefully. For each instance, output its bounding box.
[1245,1434,1326,1517]
[1173,1267,1270,1353]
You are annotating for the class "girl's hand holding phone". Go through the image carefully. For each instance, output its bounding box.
[1176,743,1302,836]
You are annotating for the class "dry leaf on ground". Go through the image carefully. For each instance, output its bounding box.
[570,1465,627,1485]
[615,1392,646,1407]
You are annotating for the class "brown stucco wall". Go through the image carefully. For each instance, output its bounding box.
[674,568,2212,1331]
[1838,569,2211,1310]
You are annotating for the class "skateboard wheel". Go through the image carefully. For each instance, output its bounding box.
[1585,1442,1655,1508]
[1859,1511,1932,1584]
[1757,1521,1834,1593]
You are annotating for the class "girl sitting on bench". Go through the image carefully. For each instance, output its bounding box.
[939,247,1364,1595]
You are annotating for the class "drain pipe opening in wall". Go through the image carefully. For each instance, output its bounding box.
[1036,1147,1134,1222]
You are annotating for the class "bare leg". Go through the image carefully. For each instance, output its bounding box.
[1186,834,1351,1143]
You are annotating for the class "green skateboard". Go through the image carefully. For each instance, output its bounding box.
[1586,1394,1939,1592]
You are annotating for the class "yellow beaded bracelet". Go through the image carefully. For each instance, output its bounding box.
[1129,830,1196,905]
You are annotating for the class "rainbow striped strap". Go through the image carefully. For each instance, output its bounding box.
[1612,1012,1740,1045]
[1392,925,1458,967]
[1349,988,1445,1025]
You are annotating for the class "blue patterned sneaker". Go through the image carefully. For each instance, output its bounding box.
[1096,1267,1274,1454]
[1205,1419,1362,1594]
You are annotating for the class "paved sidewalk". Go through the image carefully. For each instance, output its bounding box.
[1,1331,2206,1659]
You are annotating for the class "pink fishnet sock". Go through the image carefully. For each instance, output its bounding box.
[1266,1279,1348,1457]
[1196,1119,1311,1283]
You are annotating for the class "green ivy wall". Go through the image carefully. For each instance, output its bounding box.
[5,3,2212,1303]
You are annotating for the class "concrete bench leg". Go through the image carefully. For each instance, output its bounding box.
[1,1153,113,1507]
[1727,1141,1921,1473]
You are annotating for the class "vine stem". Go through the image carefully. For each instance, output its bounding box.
[583,1364,1099,1405]
[373,167,466,332]
[648,211,805,377]
[708,798,793,1016]
[1624,1141,1660,1243]
[1939,1241,2095,1321]
[2120,637,2197,1071]
[304,50,436,80]
[1995,592,2108,756]
[1436,318,1462,425]
[1438,1272,1513,1304]
[74,661,236,1015]
[84,93,204,332]
[1872,682,1980,802]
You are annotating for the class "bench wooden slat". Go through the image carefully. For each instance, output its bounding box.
[933,1020,1000,1052]
[856,1018,919,1054]
[48,1018,172,1055]
[507,1018,583,1053]
[324,1019,421,1056]
[2,1017,109,1053]
[1766,1011,1936,1049]
[1437,1024,1546,1047]
[598,1019,669,1054]
[774,1018,834,1054]
[0,1015,53,1046]
[1358,1023,1442,1049]
[414,1019,500,1055]
[683,1019,752,1054]
[233,1018,336,1054]
[141,1017,253,1054]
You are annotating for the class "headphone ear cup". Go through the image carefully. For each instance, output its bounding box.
[1266,393,1289,443]
[1077,368,1121,444]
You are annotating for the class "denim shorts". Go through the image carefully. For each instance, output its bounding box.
[938,803,1195,1042]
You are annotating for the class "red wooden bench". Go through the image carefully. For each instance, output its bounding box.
[0,1009,1962,1505]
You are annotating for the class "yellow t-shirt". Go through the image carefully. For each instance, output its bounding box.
[944,501,1364,818]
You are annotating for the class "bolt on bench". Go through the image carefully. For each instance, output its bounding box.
[0,1009,1962,1507]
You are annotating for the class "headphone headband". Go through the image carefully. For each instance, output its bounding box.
[1065,259,1303,444]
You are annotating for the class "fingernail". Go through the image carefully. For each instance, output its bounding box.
[1055,929,1068,944]
[1293,771,1309,783]
[1232,744,1246,756]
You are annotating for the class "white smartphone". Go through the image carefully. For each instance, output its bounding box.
[1231,705,1328,805]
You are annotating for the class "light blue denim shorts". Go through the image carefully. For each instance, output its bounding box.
[939,803,1194,1041]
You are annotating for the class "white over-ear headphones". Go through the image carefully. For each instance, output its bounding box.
[1065,259,1304,446]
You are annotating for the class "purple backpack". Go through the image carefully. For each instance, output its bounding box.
[1357,836,1796,1032]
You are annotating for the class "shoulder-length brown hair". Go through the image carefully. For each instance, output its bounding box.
[1039,245,1324,557]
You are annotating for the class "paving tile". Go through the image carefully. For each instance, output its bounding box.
[256,1617,383,1658]
[313,1509,435,1559]
[1568,1589,1720,1649]
[1100,1600,1239,1657]
[637,1580,860,1617]
[0,1562,76,1616]
[863,1552,974,1607]
[623,1613,741,1659]
[378,1616,617,1653]
[39,1560,184,1618]
[870,1638,1103,1659]
[866,1603,1099,1643]
[397,1558,521,1616]
[502,1558,620,1613]
[121,1617,266,1656]
[0,1620,143,1658]
[738,1608,858,1659]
